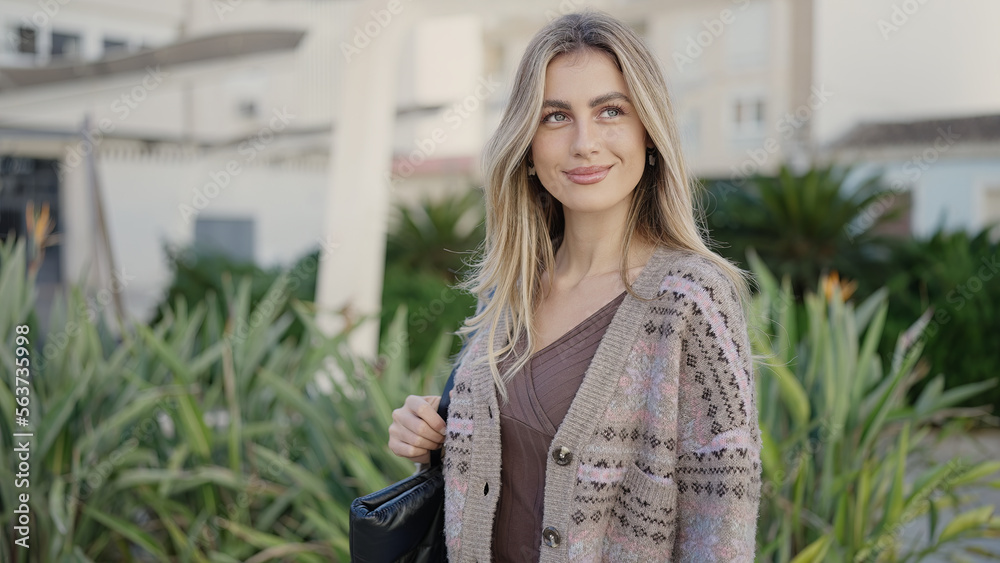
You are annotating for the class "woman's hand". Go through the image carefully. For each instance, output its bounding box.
[388,395,448,464]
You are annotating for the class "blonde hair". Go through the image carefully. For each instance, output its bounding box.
[452,10,751,404]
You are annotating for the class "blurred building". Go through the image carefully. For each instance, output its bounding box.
[828,113,1000,240]
[399,0,819,197]
[0,0,997,355]
[0,0,346,329]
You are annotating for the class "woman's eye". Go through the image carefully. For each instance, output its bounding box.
[543,112,568,123]
[601,107,623,118]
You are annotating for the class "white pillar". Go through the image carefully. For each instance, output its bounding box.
[60,129,99,293]
[313,0,539,364]
[315,0,418,359]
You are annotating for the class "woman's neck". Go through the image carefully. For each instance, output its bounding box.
[552,209,655,290]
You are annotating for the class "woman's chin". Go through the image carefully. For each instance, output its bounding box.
[549,189,635,215]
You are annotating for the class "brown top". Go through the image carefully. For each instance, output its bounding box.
[491,290,627,562]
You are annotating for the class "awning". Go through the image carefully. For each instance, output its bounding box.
[0,28,306,91]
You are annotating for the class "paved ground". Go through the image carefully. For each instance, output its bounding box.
[896,427,1000,562]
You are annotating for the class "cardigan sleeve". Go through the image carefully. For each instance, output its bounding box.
[670,266,762,562]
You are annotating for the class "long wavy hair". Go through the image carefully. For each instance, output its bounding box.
[452,10,751,404]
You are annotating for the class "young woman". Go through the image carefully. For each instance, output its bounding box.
[388,10,762,562]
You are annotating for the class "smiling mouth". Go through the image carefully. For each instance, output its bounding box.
[564,165,612,185]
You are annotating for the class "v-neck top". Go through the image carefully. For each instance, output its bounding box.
[491,289,628,562]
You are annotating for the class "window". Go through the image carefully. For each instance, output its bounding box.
[0,208,21,241]
[238,100,257,118]
[103,37,128,55]
[194,217,255,262]
[671,19,706,76]
[51,31,81,58]
[0,157,62,284]
[732,95,766,137]
[16,26,37,54]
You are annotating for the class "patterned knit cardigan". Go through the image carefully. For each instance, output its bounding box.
[442,245,763,562]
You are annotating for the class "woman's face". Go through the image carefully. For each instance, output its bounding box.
[530,47,652,216]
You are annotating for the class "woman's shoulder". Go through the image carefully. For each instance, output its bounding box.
[652,246,744,310]
[655,246,739,286]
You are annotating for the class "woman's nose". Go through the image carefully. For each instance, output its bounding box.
[571,119,601,157]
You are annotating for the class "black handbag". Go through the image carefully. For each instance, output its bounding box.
[349,366,456,562]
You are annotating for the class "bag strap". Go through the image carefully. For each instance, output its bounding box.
[428,288,490,468]
[428,362,456,467]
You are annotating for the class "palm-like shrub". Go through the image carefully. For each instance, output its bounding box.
[5,226,999,562]
[381,189,484,369]
[749,249,1000,562]
[150,244,319,347]
[857,227,1000,419]
[706,164,894,296]
[0,236,453,562]
[384,189,485,277]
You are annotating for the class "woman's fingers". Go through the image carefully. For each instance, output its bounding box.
[388,395,447,463]
[388,421,441,454]
[408,394,447,436]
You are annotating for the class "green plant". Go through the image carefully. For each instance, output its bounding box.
[705,164,894,296]
[855,226,1000,420]
[748,248,1000,562]
[384,189,485,277]
[0,235,453,562]
[150,244,319,347]
[151,190,485,375]
[380,261,476,370]
[381,189,484,369]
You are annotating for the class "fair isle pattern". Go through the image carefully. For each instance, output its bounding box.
[443,338,484,556]
[442,246,762,562]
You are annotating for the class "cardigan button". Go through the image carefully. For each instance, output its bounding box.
[552,446,572,466]
[542,526,561,547]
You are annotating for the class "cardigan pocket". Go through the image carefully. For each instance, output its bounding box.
[604,462,678,559]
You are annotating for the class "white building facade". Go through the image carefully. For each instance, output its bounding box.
[2,0,998,357]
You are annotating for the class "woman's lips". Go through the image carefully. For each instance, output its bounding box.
[564,165,611,184]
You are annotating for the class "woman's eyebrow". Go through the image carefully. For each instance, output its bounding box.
[541,91,632,110]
